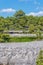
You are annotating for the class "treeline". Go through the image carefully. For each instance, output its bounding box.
[0,10,43,33]
[0,10,43,42]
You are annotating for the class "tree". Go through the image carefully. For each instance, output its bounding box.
[35,17,42,40]
[14,10,25,18]
[29,24,35,33]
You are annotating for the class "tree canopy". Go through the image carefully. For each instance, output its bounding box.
[0,10,43,42]
[0,10,43,35]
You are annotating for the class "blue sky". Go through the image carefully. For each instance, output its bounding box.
[0,0,43,17]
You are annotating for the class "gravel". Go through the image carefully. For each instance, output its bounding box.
[0,40,43,65]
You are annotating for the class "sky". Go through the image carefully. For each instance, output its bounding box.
[0,0,43,17]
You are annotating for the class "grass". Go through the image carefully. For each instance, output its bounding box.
[0,33,43,42]
[9,37,37,42]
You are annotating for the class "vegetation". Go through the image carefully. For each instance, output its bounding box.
[0,33,37,42]
[10,37,37,42]
[0,34,10,42]
[36,50,43,65]
[0,10,43,42]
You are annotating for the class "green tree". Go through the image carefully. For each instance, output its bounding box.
[14,10,25,18]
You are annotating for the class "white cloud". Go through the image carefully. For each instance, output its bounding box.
[26,11,43,16]
[36,6,43,11]
[0,8,16,13]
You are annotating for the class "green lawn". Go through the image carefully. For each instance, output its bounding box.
[9,37,37,42]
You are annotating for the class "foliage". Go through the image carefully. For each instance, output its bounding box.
[0,10,43,41]
[36,50,43,65]
[10,37,37,42]
[0,34,10,42]
[0,33,37,42]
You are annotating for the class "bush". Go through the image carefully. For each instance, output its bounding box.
[36,50,43,65]
[1,34,10,42]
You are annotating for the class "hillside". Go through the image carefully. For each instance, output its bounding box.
[0,10,43,42]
